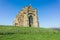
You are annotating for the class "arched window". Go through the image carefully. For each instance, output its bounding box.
[29,15,33,27]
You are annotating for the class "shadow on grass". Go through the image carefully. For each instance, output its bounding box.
[0,32,14,35]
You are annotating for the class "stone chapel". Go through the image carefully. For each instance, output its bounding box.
[13,5,39,27]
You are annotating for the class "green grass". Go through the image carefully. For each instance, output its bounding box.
[0,25,60,40]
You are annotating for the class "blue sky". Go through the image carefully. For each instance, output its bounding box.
[0,0,60,28]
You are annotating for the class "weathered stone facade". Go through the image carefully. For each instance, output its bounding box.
[13,5,39,27]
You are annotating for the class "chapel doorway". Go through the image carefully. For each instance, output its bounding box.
[29,15,33,27]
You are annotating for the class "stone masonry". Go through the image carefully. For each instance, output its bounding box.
[13,5,39,27]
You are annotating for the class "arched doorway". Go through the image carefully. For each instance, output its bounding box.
[29,15,33,27]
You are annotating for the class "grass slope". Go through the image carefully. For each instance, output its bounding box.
[0,26,60,40]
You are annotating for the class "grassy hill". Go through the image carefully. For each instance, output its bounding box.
[0,26,60,40]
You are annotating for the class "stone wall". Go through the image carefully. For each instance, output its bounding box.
[13,5,39,27]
